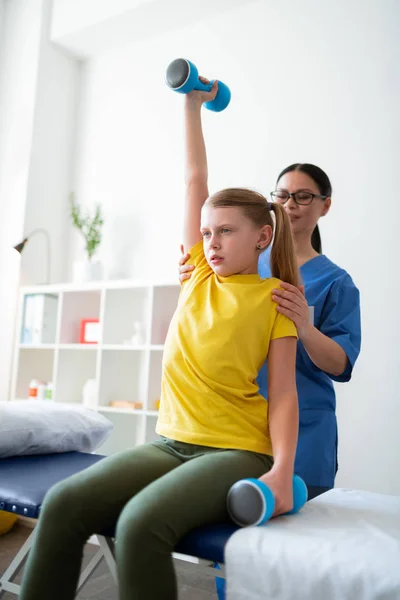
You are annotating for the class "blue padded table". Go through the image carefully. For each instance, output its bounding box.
[0,453,104,518]
[0,452,237,597]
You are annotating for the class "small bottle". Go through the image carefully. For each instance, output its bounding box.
[37,381,46,401]
[28,379,38,399]
[45,382,53,400]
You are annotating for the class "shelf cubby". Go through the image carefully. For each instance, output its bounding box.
[98,349,148,409]
[60,290,101,344]
[95,412,146,455]
[55,347,98,404]
[15,347,55,400]
[103,287,150,346]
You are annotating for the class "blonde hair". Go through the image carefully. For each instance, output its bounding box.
[206,188,298,286]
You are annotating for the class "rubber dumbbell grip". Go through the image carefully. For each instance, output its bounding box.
[194,79,214,93]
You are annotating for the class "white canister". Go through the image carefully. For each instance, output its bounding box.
[82,379,97,409]
[72,259,104,283]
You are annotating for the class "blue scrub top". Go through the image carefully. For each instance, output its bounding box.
[258,249,361,488]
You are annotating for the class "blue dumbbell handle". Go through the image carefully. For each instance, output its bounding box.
[194,79,214,93]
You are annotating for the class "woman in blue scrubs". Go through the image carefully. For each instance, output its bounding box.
[180,163,361,499]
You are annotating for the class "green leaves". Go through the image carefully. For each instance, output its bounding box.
[70,194,104,260]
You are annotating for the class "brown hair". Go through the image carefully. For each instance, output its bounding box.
[206,188,298,286]
[277,163,332,254]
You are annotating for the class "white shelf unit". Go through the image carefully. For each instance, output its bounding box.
[10,280,180,455]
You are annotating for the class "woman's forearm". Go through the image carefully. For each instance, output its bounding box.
[184,98,208,184]
[272,282,350,378]
[300,324,348,376]
[268,392,298,475]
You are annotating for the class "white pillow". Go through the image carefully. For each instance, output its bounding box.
[0,401,113,458]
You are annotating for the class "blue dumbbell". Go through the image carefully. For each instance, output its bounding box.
[227,474,308,527]
[165,58,231,112]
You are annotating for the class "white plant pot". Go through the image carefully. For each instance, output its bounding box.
[72,259,104,283]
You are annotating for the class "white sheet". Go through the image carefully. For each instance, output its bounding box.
[226,488,400,600]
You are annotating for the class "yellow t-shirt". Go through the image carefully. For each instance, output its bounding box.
[156,241,297,455]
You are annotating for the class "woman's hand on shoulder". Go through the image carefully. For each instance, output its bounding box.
[272,282,310,339]
[179,244,195,283]
[258,468,294,517]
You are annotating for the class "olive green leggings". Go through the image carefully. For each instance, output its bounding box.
[19,437,272,600]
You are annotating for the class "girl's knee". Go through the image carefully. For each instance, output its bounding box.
[116,500,171,552]
[40,479,81,521]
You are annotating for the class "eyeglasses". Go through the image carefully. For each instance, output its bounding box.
[271,191,327,206]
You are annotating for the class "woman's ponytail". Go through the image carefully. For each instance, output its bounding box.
[311,224,322,254]
[269,203,299,287]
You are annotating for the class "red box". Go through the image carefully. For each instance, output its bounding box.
[80,319,100,344]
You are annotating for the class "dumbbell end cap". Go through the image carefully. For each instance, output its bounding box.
[166,58,190,90]
[227,479,270,527]
[204,81,231,112]
[286,475,308,514]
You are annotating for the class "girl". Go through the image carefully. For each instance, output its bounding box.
[20,80,299,600]
[180,163,361,499]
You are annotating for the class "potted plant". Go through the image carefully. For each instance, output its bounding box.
[70,194,105,282]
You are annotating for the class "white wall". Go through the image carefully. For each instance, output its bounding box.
[0,1,4,74]
[65,0,400,494]
[21,1,81,285]
[0,0,43,251]
[51,0,151,41]
[51,0,260,58]
[0,0,80,402]
[0,0,44,402]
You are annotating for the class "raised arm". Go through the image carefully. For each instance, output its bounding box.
[183,79,218,251]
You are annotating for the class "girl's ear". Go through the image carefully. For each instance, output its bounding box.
[257,224,273,250]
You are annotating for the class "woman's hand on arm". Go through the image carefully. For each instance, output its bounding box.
[272,282,347,377]
[183,79,218,251]
[259,335,298,517]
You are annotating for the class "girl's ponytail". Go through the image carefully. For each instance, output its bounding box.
[207,188,299,286]
[269,203,299,287]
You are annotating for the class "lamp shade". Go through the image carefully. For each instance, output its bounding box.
[13,238,28,254]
